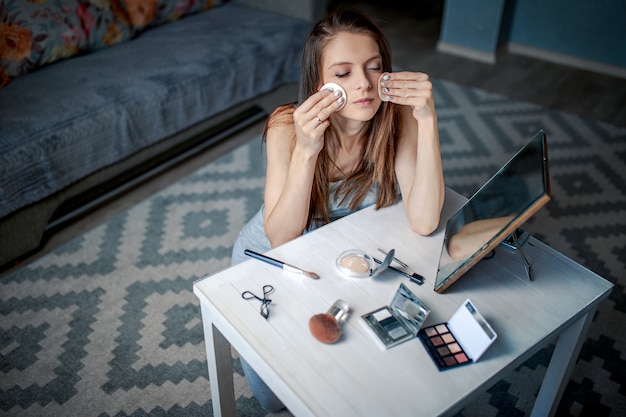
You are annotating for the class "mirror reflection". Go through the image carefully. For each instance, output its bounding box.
[435,131,550,293]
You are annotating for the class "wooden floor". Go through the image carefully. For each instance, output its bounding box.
[330,0,626,127]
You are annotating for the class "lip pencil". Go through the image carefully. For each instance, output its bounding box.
[244,249,320,279]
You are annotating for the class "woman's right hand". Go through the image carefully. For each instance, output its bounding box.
[292,87,345,156]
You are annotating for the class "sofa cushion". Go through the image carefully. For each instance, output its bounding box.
[0,2,310,219]
[0,0,135,82]
[0,0,224,85]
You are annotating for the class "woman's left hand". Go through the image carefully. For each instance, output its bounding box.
[380,71,435,121]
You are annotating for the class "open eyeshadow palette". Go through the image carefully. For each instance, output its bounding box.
[418,299,497,370]
[362,284,430,349]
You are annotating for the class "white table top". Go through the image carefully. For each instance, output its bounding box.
[194,188,613,417]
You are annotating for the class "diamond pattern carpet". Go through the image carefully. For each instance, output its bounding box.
[1,79,624,416]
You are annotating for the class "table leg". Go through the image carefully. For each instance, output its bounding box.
[201,306,236,417]
[531,309,595,417]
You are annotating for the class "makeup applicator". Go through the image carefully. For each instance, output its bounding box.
[320,82,347,111]
[309,299,350,344]
[378,72,392,102]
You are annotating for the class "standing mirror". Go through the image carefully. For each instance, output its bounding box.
[435,130,551,293]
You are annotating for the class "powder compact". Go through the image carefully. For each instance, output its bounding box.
[362,284,430,349]
[419,299,497,370]
[336,249,375,278]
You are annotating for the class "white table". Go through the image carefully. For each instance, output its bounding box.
[193,188,613,417]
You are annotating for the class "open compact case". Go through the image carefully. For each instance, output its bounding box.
[362,284,430,349]
[335,248,394,279]
[419,299,497,370]
[336,249,375,278]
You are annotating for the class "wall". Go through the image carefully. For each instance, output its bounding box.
[438,0,507,63]
[438,0,626,77]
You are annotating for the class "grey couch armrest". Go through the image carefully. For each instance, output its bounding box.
[234,0,326,22]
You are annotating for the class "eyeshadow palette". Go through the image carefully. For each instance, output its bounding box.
[419,299,497,370]
[419,323,471,368]
[362,284,430,349]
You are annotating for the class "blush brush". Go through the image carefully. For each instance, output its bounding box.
[309,299,350,344]
[244,249,320,279]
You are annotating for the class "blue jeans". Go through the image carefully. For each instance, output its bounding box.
[231,235,285,412]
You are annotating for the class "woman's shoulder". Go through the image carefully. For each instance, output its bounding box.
[267,103,296,129]
[265,103,297,144]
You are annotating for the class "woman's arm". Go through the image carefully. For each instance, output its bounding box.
[386,72,445,235]
[263,122,317,247]
[263,89,344,247]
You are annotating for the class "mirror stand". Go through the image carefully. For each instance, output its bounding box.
[511,233,533,281]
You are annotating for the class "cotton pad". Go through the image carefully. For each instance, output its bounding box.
[320,82,347,111]
[378,73,392,102]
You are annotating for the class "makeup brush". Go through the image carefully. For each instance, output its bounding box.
[309,299,350,344]
[309,313,341,344]
[244,249,320,279]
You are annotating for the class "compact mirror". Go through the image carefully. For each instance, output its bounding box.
[362,283,430,348]
[434,130,551,293]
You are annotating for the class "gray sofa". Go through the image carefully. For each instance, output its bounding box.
[0,1,319,268]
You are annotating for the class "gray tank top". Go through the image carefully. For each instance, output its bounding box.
[234,181,379,259]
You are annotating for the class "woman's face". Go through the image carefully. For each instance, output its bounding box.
[320,32,383,122]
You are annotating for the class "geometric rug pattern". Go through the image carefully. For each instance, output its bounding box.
[1,78,624,416]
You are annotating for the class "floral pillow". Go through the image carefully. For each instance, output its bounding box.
[0,0,135,85]
[119,0,222,30]
[0,0,223,86]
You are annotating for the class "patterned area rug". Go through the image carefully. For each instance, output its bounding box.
[1,79,624,417]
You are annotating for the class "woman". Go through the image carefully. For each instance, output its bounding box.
[231,8,445,411]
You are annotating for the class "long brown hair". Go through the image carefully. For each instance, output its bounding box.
[264,9,400,229]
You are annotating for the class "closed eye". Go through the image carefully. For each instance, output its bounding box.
[336,72,350,78]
